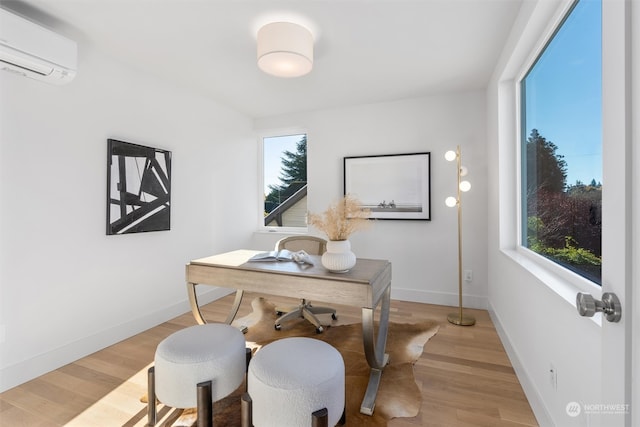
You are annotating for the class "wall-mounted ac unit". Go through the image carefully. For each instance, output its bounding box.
[0,8,77,85]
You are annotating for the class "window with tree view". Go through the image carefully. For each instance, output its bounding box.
[263,134,307,228]
[521,0,602,284]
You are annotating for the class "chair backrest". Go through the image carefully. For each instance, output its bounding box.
[276,236,327,255]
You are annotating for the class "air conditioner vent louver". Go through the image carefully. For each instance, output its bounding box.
[0,8,77,84]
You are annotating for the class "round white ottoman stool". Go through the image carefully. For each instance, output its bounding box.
[243,337,345,427]
[148,323,247,427]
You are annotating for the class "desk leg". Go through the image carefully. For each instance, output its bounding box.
[225,289,245,325]
[360,285,391,415]
[187,282,207,325]
[187,283,246,331]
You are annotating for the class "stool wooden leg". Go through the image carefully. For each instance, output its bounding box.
[311,408,328,427]
[196,380,213,427]
[241,393,253,427]
[245,347,252,371]
[245,348,252,392]
[147,367,157,426]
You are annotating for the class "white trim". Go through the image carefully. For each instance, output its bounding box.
[501,248,602,327]
[254,230,311,236]
[509,0,575,236]
[391,287,487,310]
[514,0,577,86]
[504,0,603,299]
[256,128,309,232]
[515,246,603,298]
[631,2,640,423]
[488,301,551,427]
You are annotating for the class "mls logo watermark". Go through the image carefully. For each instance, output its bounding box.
[566,401,630,417]
[566,402,581,417]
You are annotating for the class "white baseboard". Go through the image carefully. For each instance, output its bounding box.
[391,287,488,310]
[0,287,233,393]
[488,301,553,427]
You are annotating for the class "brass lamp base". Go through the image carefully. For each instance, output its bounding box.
[447,312,476,326]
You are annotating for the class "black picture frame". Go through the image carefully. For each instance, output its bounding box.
[106,139,172,235]
[344,152,431,220]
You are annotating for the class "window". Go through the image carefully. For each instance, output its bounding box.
[520,0,602,284]
[261,133,307,229]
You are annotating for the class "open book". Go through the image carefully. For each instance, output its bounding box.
[249,249,313,265]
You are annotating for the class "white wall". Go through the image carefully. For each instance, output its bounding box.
[0,38,256,391]
[252,92,489,308]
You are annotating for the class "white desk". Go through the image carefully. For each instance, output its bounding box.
[185,249,392,415]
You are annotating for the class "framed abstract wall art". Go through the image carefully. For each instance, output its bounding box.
[344,152,431,220]
[106,139,172,235]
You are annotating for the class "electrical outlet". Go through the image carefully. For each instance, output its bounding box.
[549,363,557,391]
[464,270,473,282]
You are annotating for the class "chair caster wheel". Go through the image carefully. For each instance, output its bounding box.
[275,324,282,330]
[316,326,324,334]
[331,313,338,320]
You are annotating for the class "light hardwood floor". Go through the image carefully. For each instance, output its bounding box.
[0,293,538,426]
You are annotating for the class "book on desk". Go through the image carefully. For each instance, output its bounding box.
[248,249,314,265]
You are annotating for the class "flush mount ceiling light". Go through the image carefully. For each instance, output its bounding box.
[257,21,313,78]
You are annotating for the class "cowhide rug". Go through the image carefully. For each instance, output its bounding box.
[145,297,438,426]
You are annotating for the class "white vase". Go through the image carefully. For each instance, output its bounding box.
[321,240,357,273]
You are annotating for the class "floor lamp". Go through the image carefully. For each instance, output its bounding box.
[445,146,475,326]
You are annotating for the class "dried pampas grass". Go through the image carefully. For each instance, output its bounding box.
[308,195,371,241]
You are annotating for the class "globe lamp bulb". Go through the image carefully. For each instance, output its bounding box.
[444,150,457,162]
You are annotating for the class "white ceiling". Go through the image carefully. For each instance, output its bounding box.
[4,0,523,119]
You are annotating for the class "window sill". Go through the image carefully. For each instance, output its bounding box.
[254,228,309,235]
[500,247,602,327]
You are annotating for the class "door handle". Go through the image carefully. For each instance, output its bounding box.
[576,292,622,323]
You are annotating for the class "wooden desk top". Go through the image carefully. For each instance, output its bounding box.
[187,249,392,308]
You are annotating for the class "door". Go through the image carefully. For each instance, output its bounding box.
[587,1,633,425]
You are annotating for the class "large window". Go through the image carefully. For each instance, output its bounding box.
[520,0,602,284]
[261,133,307,229]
